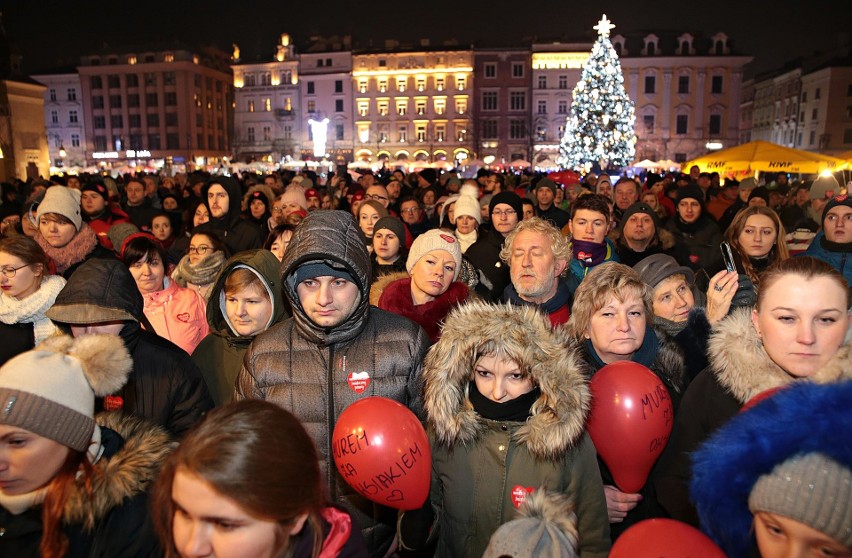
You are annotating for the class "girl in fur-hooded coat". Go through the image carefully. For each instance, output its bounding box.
[0,334,175,558]
[400,302,611,558]
[654,308,852,528]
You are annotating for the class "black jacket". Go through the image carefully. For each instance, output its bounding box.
[465,226,511,302]
[195,177,264,254]
[122,197,159,231]
[46,258,214,437]
[0,321,34,367]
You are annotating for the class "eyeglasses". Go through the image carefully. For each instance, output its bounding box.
[0,264,31,278]
[401,207,420,214]
[366,194,388,202]
[188,245,212,255]
[492,209,517,218]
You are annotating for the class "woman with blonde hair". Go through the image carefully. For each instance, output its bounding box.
[153,399,366,557]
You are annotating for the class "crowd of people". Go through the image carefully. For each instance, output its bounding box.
[0,164,849,557]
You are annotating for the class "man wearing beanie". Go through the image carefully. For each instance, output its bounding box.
[804,194,852,285]
[534,177,570,229]
[609,202,675,267]
[46,258,213,437]
[807,173,841,225]
[467,191,524,302]
[235,210,430,557]
[663,184,723,277]
[81,180,131,251]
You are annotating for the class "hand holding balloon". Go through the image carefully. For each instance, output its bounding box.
[331,397,431,511]
[604,485,642,523]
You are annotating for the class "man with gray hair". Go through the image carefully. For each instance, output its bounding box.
[501,217,576,326]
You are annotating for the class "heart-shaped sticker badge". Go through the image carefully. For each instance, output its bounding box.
[347,371,371,394]
[511,485,534,508]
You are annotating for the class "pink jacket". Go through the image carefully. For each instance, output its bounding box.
[142,279,209,354]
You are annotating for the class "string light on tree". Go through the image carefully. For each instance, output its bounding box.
[558,14,637,170]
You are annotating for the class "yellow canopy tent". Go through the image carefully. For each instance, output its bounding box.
[684,141,848,175]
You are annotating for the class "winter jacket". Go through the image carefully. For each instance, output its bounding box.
[568,239,620,286]
[536,204,570,229]
[85,204,132,250]
[609,227,676,268]
[803,231,852,286]
[577,326,687,538]
[192,249,288,406]
[465,226,511,302]
[235,210,430,557]
[195,177,264,255]
[141,277,209,355]
[122,197,159,232]
[46,258,214,438]
[664,215,724,279]
[35,225,116,280]
[373,272,469,342]
[654,308,852,527]
[0,413,174,558]
[504,276,578,327]
[408,302,610,558]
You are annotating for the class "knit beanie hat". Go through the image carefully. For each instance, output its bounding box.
[748,187,770,205]
[0,334,132,452]
[460,182,480,199]
[620,201,661,231]
[37,186,83,231]
[304,188,320,201]
[292,261,355,286]
[247,190,270,210]
[107,222,140,255]
[281,188,307,211]
[373,216,406,243]
[676,184,705,205]
[454,195,482,224]
[483,490,579,558]
[81,181,110,202]
[749,452,852,548]
[821,194,852,225]
[810,174,840,201]
[536,178,558,195]
[489,191,524,219]
[406,229,462,281]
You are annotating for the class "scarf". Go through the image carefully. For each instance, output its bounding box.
[456,229,477,253]
[35,224,99,273]
[820,236,852,253]
[653,314,687,337]
[673,214,709,236]
[171,251,226,292]
[0,426,103,515]
[585,325,660,369]
[0,274,66,342]
[468,380,541,422]
[572,238,608,268]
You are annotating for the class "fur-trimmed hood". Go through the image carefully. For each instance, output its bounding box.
[65,412,175,529]
[369,270,408,307]
[424,301,590,460]
[690,381,852,557]
[708,308,852,404]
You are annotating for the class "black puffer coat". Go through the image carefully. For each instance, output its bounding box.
[465,226,511,302]
[236,210,430,557]
[195,176,264,254]
[46,258,214,437]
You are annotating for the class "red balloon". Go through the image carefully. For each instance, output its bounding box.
[331,397,431,511]
[587,362,673,493]
[611,518,726,558]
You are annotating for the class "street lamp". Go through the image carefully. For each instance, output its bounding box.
[59,144,67,159]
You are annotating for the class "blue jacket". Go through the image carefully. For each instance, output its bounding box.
[569,238,620,285]
[803,231,852,286]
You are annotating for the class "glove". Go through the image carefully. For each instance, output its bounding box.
[731,273,756,308]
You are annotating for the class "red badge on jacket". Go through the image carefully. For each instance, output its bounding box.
[347,371,371,394]
[511,485,534,508]
[103,395,124,412]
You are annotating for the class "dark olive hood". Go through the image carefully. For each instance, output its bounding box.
[46,258,143,324]
[201,176,243,228]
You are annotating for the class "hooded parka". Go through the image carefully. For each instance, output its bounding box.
[192,249,288,406]
[235,210,430,557]
[413,302,611,558]
[46,258,214,437]
[195,176,264,255]
[654,308,852,527]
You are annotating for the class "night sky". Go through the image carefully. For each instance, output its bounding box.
[3,0,850,76]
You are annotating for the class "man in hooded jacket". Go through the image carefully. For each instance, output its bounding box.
[235,210,430,557]
[195,176,264,255]
[45,258,214,438]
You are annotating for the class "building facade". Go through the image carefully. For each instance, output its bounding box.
[232,34,301,162]
[76,47,233,170]
[32,72,86,168]
[798,65,852,153]
[351,45,474,166]
[473,48,532,164]
[300,37,354,165]
[0,79,49,181]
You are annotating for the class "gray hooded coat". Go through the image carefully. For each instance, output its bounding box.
[235,210,430,557]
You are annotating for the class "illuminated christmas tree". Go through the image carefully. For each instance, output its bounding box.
[559,15,637,169]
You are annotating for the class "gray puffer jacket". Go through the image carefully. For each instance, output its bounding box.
[235,210,430,557]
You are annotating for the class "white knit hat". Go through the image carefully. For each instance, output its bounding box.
[406,229,462,281]
[37,186,83,230]
[0,335,131,451]
[280,188,307,211]
[454,195,482,224]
